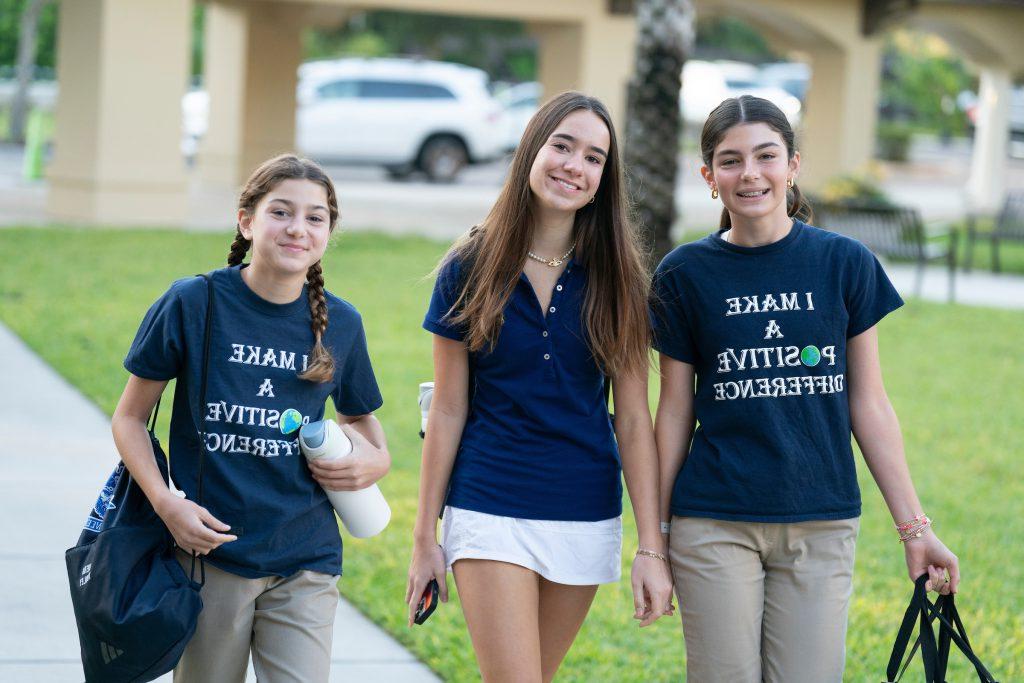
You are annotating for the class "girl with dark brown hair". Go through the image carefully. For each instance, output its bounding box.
[111,154,390,681]
[406,92,673,681]
[653,96,960,682]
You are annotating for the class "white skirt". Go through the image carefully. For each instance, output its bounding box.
[440,505,623,585]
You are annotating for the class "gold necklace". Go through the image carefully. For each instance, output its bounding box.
[527,243,575,267]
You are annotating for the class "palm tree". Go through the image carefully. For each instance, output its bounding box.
[9,0,54,143]
[624,0,694,264]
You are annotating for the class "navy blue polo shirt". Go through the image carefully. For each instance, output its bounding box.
[124,265,383,578]
[423,256,621,522]
[652,221,903,522]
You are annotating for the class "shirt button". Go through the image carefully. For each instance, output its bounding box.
[549,306,556,313]
[543,353,551,360]
[556,285,563,291]
[542,331,548,337]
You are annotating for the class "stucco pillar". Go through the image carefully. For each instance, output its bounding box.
[197,1,304,189]
[47,0,191,225]
[800,39,882,190]
[967,66,1011,213]
[531,15,635,131]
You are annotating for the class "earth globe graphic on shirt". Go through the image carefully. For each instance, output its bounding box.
[800,345,822,367]
[280,408,304,435]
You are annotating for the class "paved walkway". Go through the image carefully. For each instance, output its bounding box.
[0,323,439,682]
[884,262,1024,309]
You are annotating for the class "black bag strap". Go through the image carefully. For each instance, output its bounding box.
[146,273,215,586]
[928,592,998,682]
[885,574,998,683]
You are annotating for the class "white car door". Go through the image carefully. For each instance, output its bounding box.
[296,79,357,160]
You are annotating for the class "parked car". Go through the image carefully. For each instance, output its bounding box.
[680,60,802,129]
[494,81,541,151]
[759,61,811,101]
[296,57,506,181]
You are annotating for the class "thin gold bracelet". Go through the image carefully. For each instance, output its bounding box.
[636,548,668,562]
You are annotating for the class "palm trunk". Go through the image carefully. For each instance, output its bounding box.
[624,0,694,265]
[9,0,53,144]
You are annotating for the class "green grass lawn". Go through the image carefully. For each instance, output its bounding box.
[1,228,1021,681]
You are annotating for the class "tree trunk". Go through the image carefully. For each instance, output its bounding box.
[624,0,694,265]
[9,0,52,144]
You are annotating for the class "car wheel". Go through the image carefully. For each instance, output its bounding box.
[419,136,467,183]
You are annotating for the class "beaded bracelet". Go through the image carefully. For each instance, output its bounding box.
[895,513,929,532]
[637,548,668,562]
[896,515,932,543]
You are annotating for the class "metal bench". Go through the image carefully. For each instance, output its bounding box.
[815,203,957,302]
[965,191,1024,273]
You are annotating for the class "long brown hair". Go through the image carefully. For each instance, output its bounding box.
[700,95,813,228]
[441,91,650,379]
[228,153,340,383]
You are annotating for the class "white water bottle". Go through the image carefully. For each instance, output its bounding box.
[298,420,391,538]
[418,381,434,437]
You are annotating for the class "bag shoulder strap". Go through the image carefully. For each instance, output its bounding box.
[145,273,215,585]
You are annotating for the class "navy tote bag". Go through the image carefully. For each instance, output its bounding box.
[65,274,214,682]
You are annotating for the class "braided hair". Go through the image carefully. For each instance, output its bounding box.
[229,154,340,383]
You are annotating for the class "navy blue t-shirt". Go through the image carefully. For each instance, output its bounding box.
[423,256,621,522]
[651,221,903,522]
[124,265,383,578]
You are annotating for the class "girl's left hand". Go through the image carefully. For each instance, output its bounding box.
[903,528,960,595]
[631,553,675,627]
[308,423,390,491]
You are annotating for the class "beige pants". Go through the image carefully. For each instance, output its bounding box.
[669,516,859,683]
[173,551,340,683]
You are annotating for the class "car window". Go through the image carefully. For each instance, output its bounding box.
[509,95,538,108]
[357,80,456,100]
[316,80,357,99]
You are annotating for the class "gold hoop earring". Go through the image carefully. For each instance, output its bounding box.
[787,178,794,189]
[588,195,595,204]
[711,188,719,200]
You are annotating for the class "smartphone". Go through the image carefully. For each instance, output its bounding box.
[413,579,439,625]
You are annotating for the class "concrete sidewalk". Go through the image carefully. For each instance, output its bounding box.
[0,323,439,682]
[885,262,1024,309]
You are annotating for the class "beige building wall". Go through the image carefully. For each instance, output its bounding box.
[199,1,305,189]
[45,0,1024,226]
[48,0,192,225]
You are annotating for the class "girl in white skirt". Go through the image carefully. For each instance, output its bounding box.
[406,91,673,682]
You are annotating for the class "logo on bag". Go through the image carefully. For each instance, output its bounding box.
[83,465,123,533]
[79,563,91,588]
[100,641,124,664]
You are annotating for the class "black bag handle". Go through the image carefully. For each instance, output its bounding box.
[146,273,215,587]
[885,574,998,683]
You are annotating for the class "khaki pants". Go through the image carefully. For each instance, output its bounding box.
[669,516,859,683]
[173,551,340,683]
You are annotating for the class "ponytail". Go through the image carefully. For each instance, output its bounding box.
[788,182,813,224]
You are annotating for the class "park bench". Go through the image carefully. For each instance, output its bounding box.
[814,202,957,302]
[965,191,1024,273]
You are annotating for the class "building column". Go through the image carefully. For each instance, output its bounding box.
[197,0,304,189]
[967,66,1011,213]
[530,14,635,131]
[800,39,882,190]
[47,0,191,225]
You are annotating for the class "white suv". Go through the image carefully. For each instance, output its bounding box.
[296,58,506,181]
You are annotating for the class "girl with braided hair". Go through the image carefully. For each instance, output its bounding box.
[111,154,389,682]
